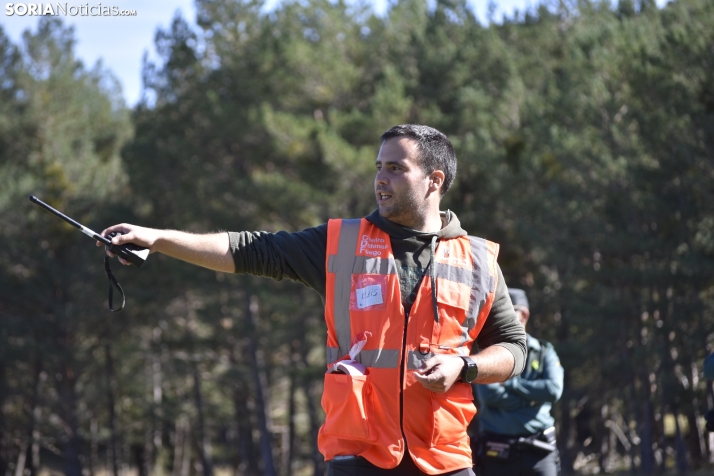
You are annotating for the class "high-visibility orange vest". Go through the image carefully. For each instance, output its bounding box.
[318,218,500,474]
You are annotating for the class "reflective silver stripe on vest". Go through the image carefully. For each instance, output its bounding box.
[330,219,362,357]
[328,347,400,368]
[467,237,494,332]
[327,347,399,369]
[326,347,341,365]
[407,351,434,370]
[406,348,470,370]
[352,256,398,275]
[360,349,400,368]
[328,256,398,275]
[434,262,473,286]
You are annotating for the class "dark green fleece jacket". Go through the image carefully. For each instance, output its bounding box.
[228,209,526,377]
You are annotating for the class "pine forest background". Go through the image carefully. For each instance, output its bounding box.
[1,0,714,475]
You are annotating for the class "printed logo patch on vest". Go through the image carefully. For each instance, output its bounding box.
[439,245,470,267]
[359,234,388,257]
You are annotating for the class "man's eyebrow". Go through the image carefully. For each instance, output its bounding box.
[377,159,402,167]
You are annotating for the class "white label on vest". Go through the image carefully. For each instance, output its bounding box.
[356,284,383,309]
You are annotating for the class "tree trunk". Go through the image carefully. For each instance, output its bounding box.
[171,418,185,476]
[300,353,324,476]
[13,443,27,476]
[556,303,574,475]
[181,420,192,476]
[105,344,120,476]
[192,362,214,476]
[90,419,99,476]
[187,316,214,476]
[625,375,638,474]
[674,410,688,474]
[685,404,703,470]
[707,380,714,464]
[597,403,608,474]
[245,295,277,476]
[58,363,83,476]
[30,365,45,476]
[0,359,6,476]
[287,345,298,476]
[657,404,667,473]
[225,321,260,476]
[682,361,704,469]
[233,387,260,476]
[638,392,655,474]
[152,326,164,472]
[133,444,148,476]
[24,356,44,476]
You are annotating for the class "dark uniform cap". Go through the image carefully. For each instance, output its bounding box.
[508,288,529,310]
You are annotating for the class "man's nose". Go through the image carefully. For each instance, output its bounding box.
[376,169,388,184]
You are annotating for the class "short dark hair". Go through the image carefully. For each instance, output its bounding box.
[380,124,457,196]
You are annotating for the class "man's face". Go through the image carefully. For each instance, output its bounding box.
[515,308,530,328]
[374,137,431,228]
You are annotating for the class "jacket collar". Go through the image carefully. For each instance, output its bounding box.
[364,209,468,240]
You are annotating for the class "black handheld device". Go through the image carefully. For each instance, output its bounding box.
[29,195,149,268]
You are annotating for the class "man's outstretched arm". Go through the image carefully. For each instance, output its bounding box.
[98,224,235,273]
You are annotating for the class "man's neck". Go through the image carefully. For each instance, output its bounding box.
[417,213,444,233]
[401,202,444,232]
[389,212,442,232]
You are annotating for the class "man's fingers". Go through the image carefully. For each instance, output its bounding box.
[414,367,444,384]
[414,371,435,384]
[414,355,464,393]
[413,372,434,387]
[100,224,131,240]
[417,357,439,375]
[97,225,134,264]
[414,371,447,393]
[111,232,129,245]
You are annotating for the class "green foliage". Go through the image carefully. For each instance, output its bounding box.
[0,18,133,476]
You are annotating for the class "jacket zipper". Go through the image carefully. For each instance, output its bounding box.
[399,309,409,447]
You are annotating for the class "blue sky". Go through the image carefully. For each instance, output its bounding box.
[1,0,668,107]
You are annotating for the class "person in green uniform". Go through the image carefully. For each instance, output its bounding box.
[474,288,564,476]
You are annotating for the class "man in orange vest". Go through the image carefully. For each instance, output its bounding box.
[100,124,527,475]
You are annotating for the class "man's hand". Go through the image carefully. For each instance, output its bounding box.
[97,225,234,273]
[414,355,464,393]
[96,224,161,265]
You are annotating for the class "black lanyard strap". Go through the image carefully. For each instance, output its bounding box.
[104,253,125,312]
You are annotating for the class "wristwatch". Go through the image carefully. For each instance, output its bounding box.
[460,356,479,383]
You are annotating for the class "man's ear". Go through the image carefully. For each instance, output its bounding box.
[429,170,445,193]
